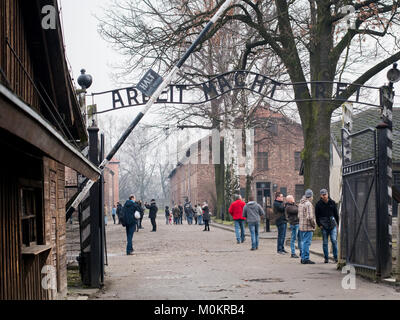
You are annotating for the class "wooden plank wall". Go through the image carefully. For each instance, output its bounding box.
[0,0,39,110]
[43,157,68,299]
[0,174,21,299]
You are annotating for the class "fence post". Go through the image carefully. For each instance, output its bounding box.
[376,85,393,279]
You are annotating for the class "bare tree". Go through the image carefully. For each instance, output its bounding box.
[99,0,400,196]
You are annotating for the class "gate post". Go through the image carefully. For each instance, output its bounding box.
[88,124,102,287]
[376,84,394,279]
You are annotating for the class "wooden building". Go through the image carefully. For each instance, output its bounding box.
[0,0,100,299]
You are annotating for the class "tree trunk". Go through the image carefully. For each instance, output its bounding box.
[300,102,333,201]
[214,137,225,219]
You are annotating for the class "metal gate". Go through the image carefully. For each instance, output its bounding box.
[341,127,378,273]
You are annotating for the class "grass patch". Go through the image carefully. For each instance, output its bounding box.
[67,269,82,288]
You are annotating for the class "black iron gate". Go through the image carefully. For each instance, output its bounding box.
[341,128,378,274]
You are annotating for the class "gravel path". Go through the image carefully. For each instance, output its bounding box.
[91,216,400,300]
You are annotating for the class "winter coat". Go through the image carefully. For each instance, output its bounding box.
[315,198,339,230]
[172,207,180,218]
[228,199,246,220]
[196,206,202,217]
[273,200,287,226]
[146,202,158,219]
[122,200,140,226]
[242,201,264,223]
[178,205,183,217]
[285,202,299,226]
[298,197,316,232]
[202,205,210,221]
[184,202,194,218]
[116,204,123,218]
[165,208,170,217]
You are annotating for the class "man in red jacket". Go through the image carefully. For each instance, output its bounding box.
[229,194,247,244]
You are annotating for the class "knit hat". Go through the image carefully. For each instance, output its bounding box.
[320,189,328,195]
[305,189,313,198]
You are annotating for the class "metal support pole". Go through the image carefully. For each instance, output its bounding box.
[88,125,101,288]
[66,0,236,218]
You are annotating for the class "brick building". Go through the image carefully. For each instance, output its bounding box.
[169,108,305,212]
[104,157,120,215]
[0,1,99,299]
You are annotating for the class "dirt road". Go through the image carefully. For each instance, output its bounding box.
[92,216,400,300]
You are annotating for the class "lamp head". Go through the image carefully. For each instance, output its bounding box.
[387,63,400,83]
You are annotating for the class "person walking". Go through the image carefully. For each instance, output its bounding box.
[146,199,158,232]
[137,200,145,229]
[122,195,140,255]
[165,206,171,225]
[197,204,203,225]
[194,205,198,225]
[228,194,246,244]
[178,204,183,224]
[285,195,302,258]
[273,192,288,254]
[298,189,316,264]
[315,189,339,263]
[172,204,180,225]
[116,202,123,224]
[184,199,194,225]
[243,195,265,250]
[202,202,210,231]
[111,205,117,224]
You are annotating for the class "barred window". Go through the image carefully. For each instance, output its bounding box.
[294,152,301,171]
[257,152,268,169]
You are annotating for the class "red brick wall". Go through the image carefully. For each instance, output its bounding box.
[169,110,304,212]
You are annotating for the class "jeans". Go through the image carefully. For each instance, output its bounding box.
[187,216,193,225]
[300,231,313,261]
[126,224,135,254]
[112,214,116,224]
[290,224,302,255]
[234,220,246,242]
[277,223,287,252]
[198,215,203,225]
[248,222,259,249]
[166,216,169,225]
[322,226,338,260]
[204,220,210,230]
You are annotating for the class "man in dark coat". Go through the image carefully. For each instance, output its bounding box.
[122,195,140,255]
[315,189,339,263]
[145,199,158,232]
[273,192,288,254]
[178,204,183,224]
[116,202,123,224]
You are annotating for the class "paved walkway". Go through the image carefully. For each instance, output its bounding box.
[89,216,400,300]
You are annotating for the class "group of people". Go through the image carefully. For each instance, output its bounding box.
[228,188,339,265]
[166,200,211,231]
[273,188,339,264]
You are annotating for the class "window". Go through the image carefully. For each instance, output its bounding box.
[280,187,287,197]
[266,123,278,135]
[295,184,305,202]
[394,172,400,186]
[257,152,268,169]
[294,152,301,171]
[20,188,38,246]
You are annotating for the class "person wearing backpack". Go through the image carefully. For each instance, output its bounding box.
[122,195,141,255]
